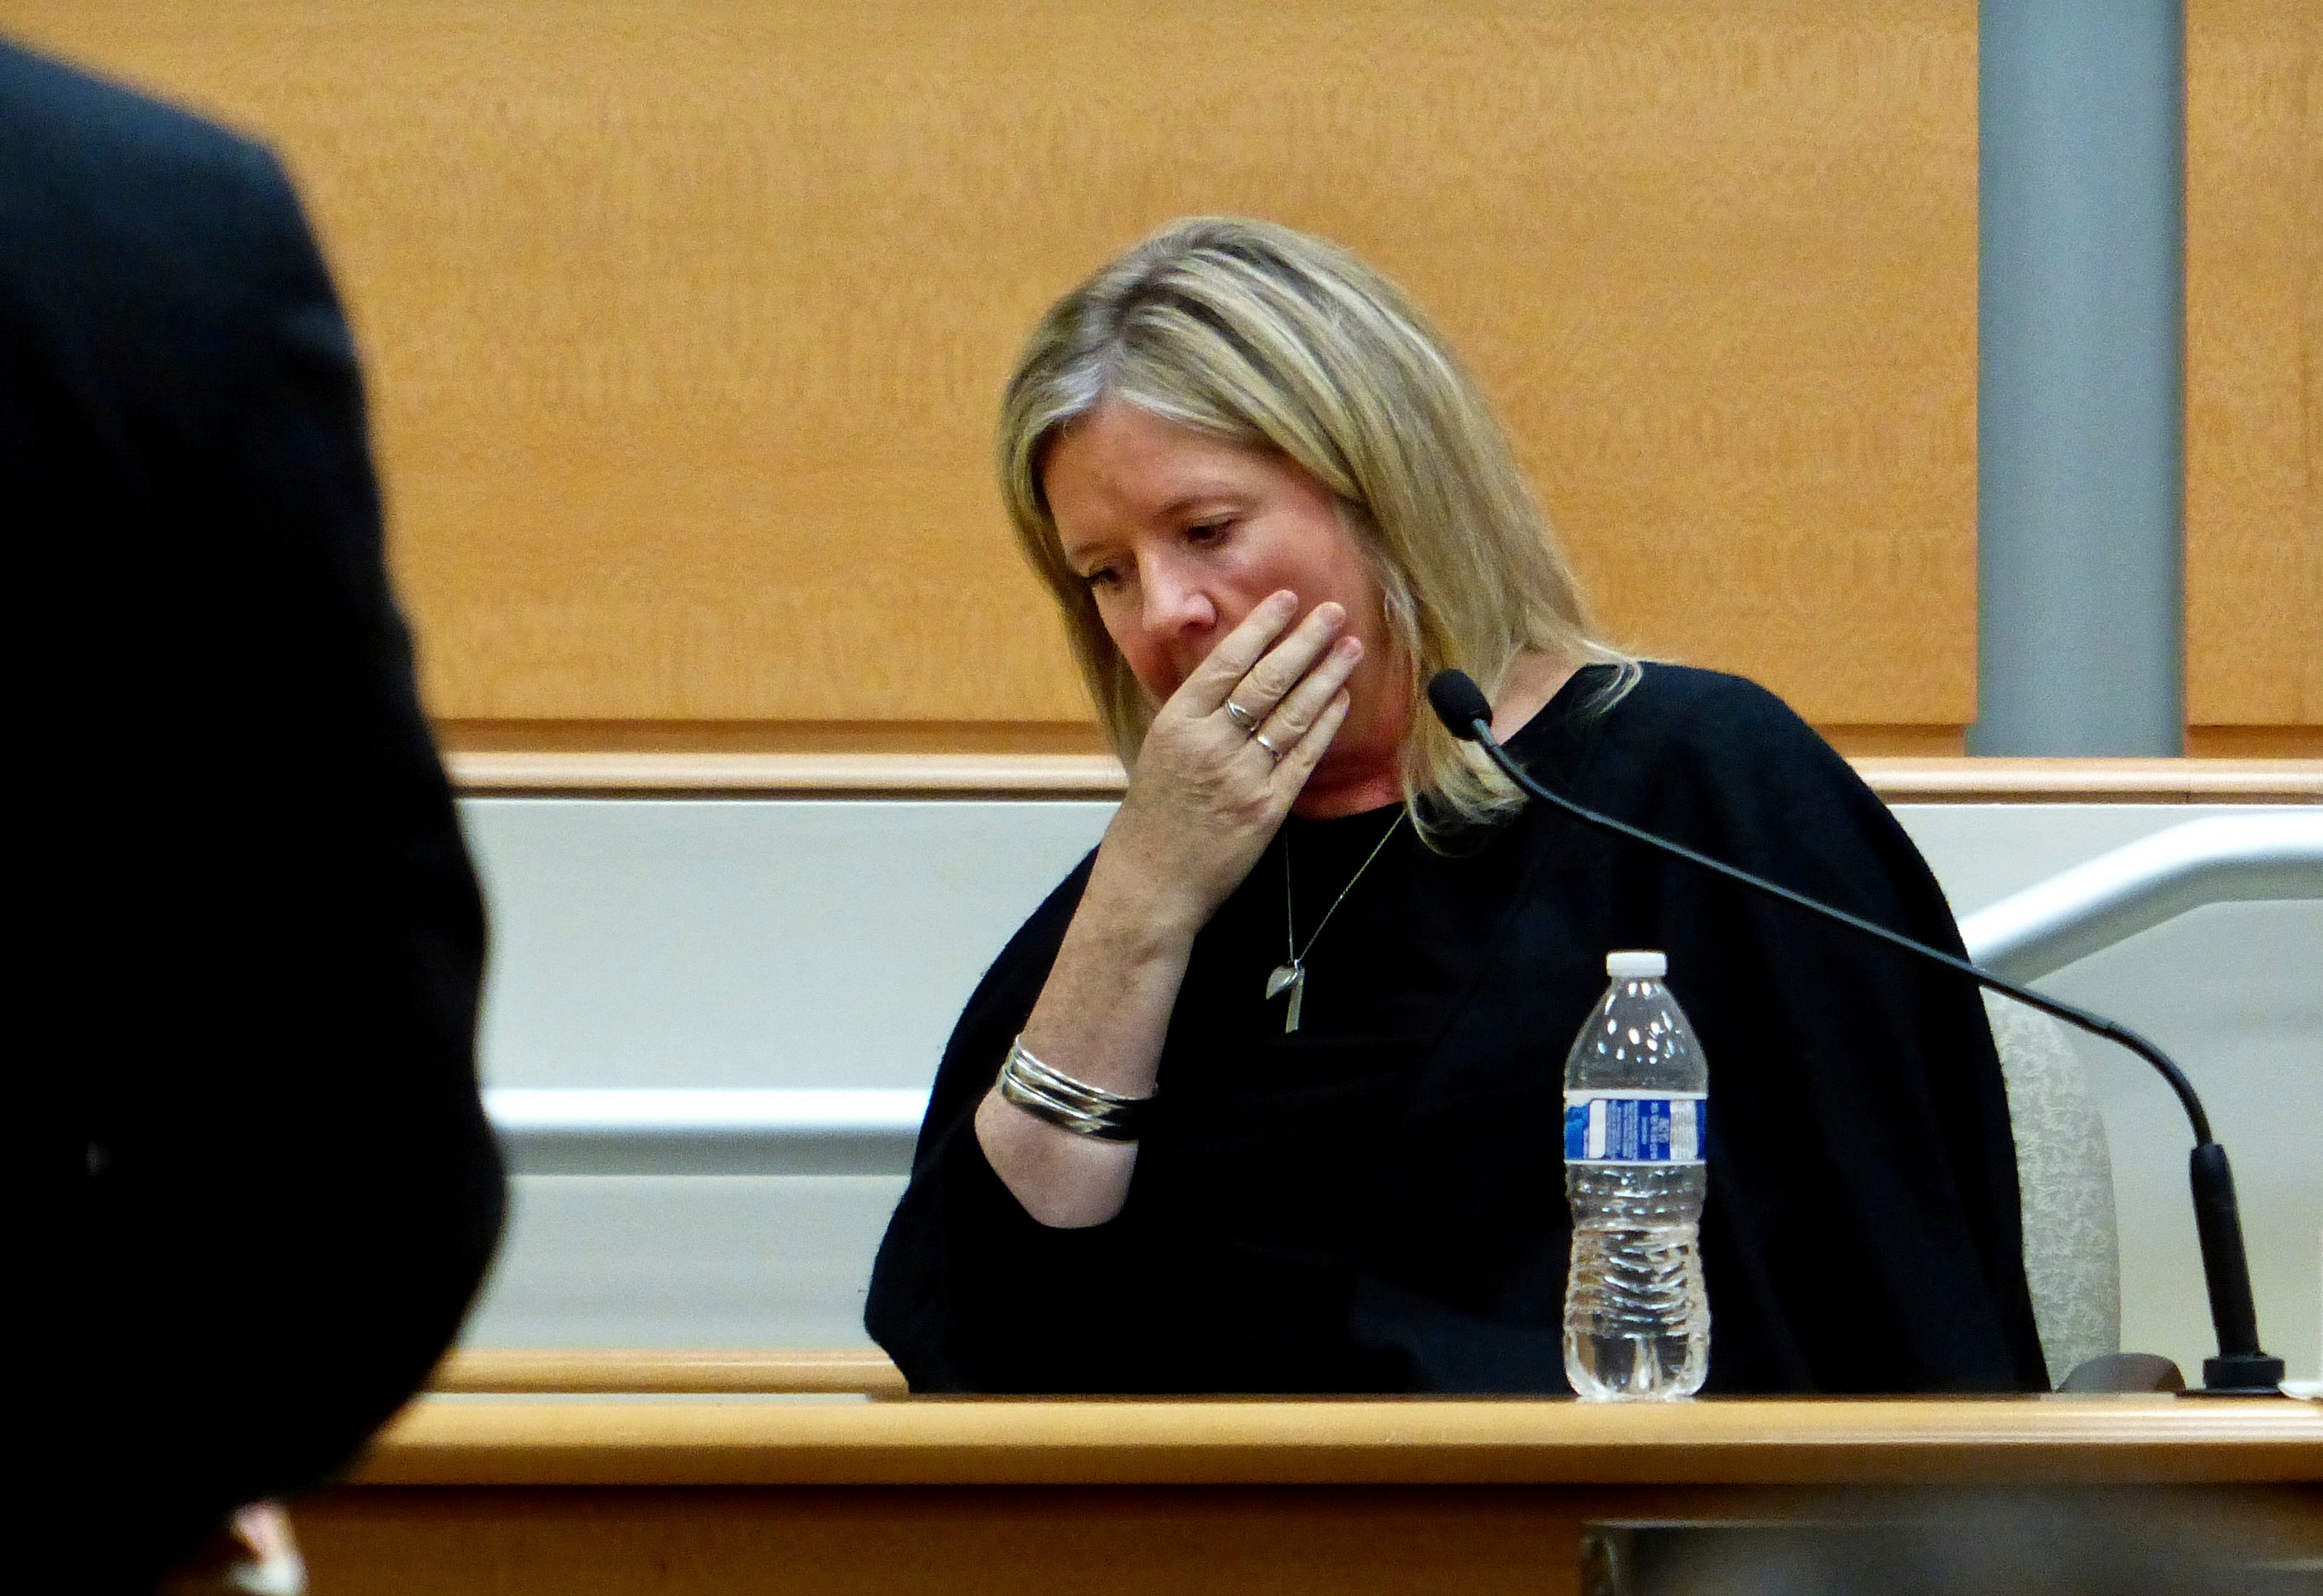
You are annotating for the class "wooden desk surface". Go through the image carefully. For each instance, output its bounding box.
[314,1390,2321,1595]
[365,1393,2321,1488]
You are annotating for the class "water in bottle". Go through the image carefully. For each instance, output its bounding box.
[1563,949,1710,1399]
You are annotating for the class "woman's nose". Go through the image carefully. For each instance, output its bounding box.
[1137,560,1217,639]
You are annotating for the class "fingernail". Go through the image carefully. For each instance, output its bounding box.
[1270,590,1298,611]
[1337,636,1362,659]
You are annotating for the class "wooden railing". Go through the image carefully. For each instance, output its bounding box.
[433,1347,907,1397]
[446,753,2323,802]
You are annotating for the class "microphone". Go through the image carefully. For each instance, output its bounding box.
[1427,669,2286,1396]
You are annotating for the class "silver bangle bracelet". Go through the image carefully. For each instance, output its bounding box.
[996,1036,1152,1142]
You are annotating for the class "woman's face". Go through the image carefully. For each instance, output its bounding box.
[1042,399,1410,796]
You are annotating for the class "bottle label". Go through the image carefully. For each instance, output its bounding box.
[1564,1091,1707,1164]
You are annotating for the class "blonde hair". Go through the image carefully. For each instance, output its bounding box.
[997,216,1634,832]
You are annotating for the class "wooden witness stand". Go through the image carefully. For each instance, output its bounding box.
[314,764,2318,1595]
[308,762,2318,1591]
[283,1353,2323,1595]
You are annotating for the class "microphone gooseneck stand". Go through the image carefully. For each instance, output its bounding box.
[1424,669,2285,1395]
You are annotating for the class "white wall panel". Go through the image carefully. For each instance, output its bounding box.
[469,1175,903,1348]
[464,799,1115,1090]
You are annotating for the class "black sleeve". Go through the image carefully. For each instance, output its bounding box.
[59,115,505,1579]
[1632,679,2048,1393]
[865,853,1166,1391]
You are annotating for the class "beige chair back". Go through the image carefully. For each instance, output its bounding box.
[1985,990,2122,1388]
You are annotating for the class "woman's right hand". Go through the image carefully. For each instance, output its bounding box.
[983,592,1357,1227]
[1088,590,1363,940]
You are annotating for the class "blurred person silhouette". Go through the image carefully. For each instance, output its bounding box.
[4,38,504,1592]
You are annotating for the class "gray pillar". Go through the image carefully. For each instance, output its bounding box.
[1975,0,2185,756]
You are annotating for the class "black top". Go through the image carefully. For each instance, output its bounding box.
[8,41,504,1587]
[866,664,2048,1395]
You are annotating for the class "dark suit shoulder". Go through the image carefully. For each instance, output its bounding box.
[0,38,300,338]
[0,39,273,198]
[1,41,331,520]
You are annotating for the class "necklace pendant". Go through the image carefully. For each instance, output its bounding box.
[1267,961,1306,1032]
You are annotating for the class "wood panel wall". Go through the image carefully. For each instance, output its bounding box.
[8,2,1983,754]
[2185,0,2322,756]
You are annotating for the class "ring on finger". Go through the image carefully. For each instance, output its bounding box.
[1253,728,1285,763]
[1223,698,1260,734]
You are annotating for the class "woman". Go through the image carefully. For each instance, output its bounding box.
[865,217,2046,1394]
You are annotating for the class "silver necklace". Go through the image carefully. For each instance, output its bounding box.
[1267,810,1406,1033]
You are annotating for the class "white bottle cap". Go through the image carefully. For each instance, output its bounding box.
[1605,949,1667,979]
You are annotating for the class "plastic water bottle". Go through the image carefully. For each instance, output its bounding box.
[1563,949,1710,1399]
